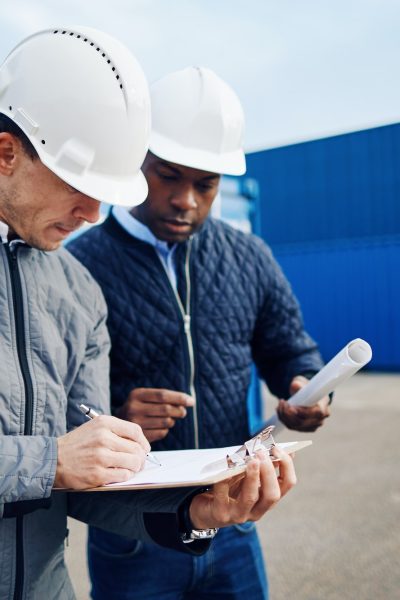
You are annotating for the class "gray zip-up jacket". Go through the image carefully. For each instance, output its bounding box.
[0,241,208,600]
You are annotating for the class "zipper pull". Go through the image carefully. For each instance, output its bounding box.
[7,243,18,263]
[183,315,191,333]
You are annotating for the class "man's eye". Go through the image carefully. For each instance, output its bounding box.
[159,173,177,181]
[197,183,214,192]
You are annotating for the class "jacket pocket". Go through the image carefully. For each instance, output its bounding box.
[88,528,143,559]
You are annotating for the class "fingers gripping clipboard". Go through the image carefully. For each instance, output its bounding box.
[77,427,311,491]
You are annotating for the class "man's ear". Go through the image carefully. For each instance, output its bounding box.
[0,133,20,175]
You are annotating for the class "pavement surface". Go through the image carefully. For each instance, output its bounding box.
[65,373,400,599]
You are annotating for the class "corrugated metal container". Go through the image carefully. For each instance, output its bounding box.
[246,123,400,245]
[273,237,400,370]
[244,123,400,371]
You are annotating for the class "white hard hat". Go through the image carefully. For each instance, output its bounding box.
[149,67,246,176]
[0,27,151,206]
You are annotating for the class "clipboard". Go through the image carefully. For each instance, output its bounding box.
[78,426,312,492]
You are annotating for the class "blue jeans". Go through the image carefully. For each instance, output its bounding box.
[88,522,268,600]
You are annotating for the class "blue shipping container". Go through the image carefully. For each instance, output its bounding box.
[246,123,400,245]
[244,123,400,371]
[273,236,400,371]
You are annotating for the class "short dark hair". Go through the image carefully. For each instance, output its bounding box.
[0,113,39,160]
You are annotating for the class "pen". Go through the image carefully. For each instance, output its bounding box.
[78,403,161,466]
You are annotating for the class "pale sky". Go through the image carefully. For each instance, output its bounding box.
[1,0,399,151]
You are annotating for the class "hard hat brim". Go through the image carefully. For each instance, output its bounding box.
[149,133,246,176]
[40,151,149,207]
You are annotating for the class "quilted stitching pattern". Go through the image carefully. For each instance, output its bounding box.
[68,216,323,450]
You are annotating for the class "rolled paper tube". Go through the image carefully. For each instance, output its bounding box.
[264,338,372,434]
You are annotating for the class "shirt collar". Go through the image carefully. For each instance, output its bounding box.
[112,205,173,253]
[0,219,27,247]
[0,220,9,244]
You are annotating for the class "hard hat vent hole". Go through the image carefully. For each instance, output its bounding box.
[9,106,12,111]
[52,29,124,91]
[41,140,45,145]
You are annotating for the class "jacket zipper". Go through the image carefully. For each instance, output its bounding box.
[5,243,34,600]
[155,238,199,448]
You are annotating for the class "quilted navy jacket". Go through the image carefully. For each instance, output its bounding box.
[68,214,323,450]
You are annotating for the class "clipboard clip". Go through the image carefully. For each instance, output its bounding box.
[226,425,276,468]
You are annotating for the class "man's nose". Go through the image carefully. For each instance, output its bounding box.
[73,196,101,223]
[170,186,197,211]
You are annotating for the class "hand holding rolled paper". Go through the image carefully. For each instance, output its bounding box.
[266,338,372,435]
[276,376,331,432]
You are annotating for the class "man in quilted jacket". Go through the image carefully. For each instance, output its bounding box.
[69,67,329,600]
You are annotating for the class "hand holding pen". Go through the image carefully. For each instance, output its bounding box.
[53,405,155,490]
[79,404,161,466]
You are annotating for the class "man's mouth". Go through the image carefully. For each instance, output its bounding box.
[54,223,83,236]
[162,218,192,230]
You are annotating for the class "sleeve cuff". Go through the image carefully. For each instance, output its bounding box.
[143,511,211,555]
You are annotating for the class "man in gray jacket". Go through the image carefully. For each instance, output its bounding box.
[0,27,297,600]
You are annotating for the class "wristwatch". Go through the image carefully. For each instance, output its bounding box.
[178,492,219,544]
[181,527,219,544]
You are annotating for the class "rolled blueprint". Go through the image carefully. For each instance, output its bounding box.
[265,338,372,434]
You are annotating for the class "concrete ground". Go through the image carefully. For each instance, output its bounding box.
[65,373,400,599]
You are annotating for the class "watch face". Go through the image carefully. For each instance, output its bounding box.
[191,528,219,540]
[181,527,219,544]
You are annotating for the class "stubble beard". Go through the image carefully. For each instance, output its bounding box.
[0,190,57,251]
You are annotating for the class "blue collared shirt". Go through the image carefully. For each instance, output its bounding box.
[112,206,178,291]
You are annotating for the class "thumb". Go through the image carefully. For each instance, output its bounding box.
[289,375,309,396]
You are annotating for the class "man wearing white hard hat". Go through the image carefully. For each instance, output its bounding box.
[70,66,326,599]
[0,33,298,600]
